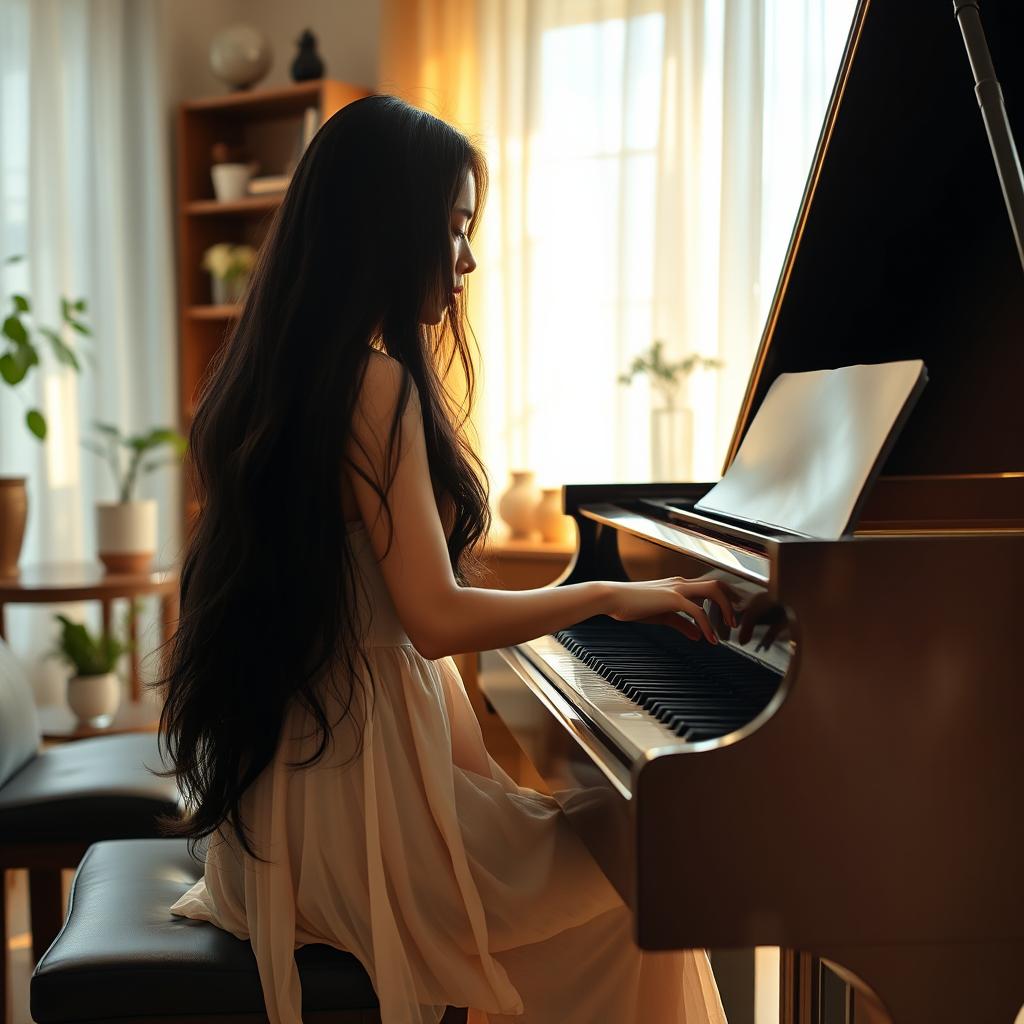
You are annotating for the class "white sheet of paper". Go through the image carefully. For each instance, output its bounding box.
[695,360,926,539]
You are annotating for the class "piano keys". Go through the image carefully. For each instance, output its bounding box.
[479,1,1024,1021]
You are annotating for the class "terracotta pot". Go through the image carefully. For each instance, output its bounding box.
[96,499,157,574]
[534,487,575,545]
[0,476,28,578]
[498,470,541,540]
[67,671,120,726]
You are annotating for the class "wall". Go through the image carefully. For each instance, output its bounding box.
[159,0,379,107]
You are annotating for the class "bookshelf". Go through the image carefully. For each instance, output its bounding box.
[175,79,370,523]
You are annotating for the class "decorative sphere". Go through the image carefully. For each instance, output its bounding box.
[209,25,272,90]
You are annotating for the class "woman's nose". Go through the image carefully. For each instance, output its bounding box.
[461,241,477,274]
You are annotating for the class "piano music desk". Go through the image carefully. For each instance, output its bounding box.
[453,534,574,790]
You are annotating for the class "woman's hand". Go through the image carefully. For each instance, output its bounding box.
[603,578,738,643]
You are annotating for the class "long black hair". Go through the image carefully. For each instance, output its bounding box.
[155,95,490,860]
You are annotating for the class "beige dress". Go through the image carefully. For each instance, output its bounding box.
[169,524,727,1024]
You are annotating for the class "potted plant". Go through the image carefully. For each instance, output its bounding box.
[1,253,89,575]
[82,422,187,574]
[618,340,722,481]
[201,242,256,305]
[49,612,130,726]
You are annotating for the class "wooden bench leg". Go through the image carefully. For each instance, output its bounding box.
[28,868,63,964]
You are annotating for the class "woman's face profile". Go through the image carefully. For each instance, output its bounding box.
[420,169,478,325]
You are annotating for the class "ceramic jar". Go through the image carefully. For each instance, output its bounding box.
[96,499,158,574]
[0,476,27,577]
[534,487,575,545]
[67,672,120,726]
[498,470,541,540]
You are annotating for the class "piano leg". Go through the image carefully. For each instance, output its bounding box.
[817,941,1024,1024]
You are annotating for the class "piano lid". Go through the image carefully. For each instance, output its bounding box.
[726,0,1024,478]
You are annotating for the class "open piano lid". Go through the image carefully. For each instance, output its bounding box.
[725,0,1024,513]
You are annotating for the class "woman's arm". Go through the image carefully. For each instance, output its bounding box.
[347,353,734,660]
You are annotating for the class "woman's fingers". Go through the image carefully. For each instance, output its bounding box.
[642,611,702,642]
[678,598,716,643]
[686,580,738,628]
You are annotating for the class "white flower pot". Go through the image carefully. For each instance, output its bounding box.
[210,273,248,306]
[97,499,158,574]
[211,162,255,201]
[67,671,120,727]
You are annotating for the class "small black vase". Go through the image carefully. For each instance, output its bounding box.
[291,29,324,82]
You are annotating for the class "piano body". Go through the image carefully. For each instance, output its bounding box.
[479,2,1024,1022]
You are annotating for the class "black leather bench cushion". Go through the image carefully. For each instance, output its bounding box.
[31,838,379,1022]
[0,734,182,843]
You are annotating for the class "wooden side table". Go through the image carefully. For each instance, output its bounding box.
[36,700,162,743]
[0,562,180,702]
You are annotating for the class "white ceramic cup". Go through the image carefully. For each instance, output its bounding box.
[211,162,256,202]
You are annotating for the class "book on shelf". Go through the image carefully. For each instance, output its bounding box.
[248,174,291,195]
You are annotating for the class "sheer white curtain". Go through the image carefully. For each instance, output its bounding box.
[472,0,855,500]
[0,0,177,700]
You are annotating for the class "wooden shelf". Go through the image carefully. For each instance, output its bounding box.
[176,78,371,530]
[185,195,281,216]
[182,79,359,118]
[187,304,241,320]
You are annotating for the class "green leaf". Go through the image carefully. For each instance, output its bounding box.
[92,421,122,438]
[73,298,87,312]
[2,315,27,345]
[26,408,47,439]
[0,353,21,385]
[66,318,91,336]
[0,343,38,385]
[12,294,29,313]
[4,254,24,265]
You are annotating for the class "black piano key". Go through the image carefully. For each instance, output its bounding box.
[553,615,781,741]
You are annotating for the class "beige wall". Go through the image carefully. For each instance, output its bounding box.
[160,0,380,107]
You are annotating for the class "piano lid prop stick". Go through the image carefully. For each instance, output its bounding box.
[953,1,1024,275]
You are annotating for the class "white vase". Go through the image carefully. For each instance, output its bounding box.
[211,162,255,201]
[67,672,120,727]
[650,406,694,482]
[534,487,575,545]
[96,499,158,574]
[498,470,541,540]
[210,273,247,305]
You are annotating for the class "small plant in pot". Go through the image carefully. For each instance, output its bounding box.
[49,613,130,727]
[201,242,256,306]
[83,422,187,574]
[618,340,723,481]
[1,253,89,575]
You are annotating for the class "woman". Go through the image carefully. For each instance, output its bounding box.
[161,95,733,1024]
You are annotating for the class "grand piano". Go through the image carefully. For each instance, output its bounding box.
[479,2,1024,1022]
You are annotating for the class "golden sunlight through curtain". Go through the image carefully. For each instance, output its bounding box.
[380,0,485,447]
[380,0,480,127]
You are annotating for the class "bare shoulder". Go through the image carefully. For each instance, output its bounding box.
[359,350,420,417]
[352,351,423,457]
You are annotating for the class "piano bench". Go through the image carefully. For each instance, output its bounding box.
[29,838,468,1024]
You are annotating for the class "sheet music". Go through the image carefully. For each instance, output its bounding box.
[695,360,927,539]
